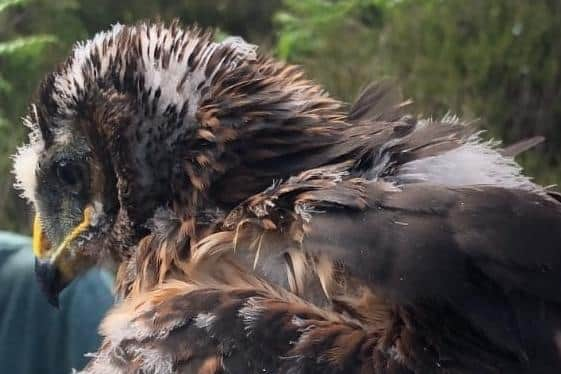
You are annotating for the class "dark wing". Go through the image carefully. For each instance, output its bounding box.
[348,81,411,123]
[86,179,561,373]
[221,171,561,373]
[500,136,545,157]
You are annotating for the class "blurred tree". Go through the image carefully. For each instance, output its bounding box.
[379,0,561,185]
[0,0,58,232]
[276,0,561,185]
[275,0,388,100]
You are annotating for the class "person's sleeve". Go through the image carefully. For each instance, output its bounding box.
[0,231,113,373]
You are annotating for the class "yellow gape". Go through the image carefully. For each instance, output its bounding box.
[32,214,48,257]
[32,206,94,259]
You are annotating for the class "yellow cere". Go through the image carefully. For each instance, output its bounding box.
[33,206,94,259]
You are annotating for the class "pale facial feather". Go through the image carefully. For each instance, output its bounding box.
[12,142,40,204]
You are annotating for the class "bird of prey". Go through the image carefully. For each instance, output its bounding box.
[12,21,561,373]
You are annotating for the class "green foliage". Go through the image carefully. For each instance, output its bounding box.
[0,0,26,13]
[276,0,561,185]
[0,36,57,92]
[275,0,388,99]
[379,0,561,185]
[0,0,59,232]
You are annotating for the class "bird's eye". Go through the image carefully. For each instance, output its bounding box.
[56,161,81,187]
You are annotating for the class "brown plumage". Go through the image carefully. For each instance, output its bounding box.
[12,21,561,373]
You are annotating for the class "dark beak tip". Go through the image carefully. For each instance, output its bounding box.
[47,294,60,309]
[34,258,64,309]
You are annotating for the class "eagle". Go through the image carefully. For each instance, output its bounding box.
[11,21,561,373]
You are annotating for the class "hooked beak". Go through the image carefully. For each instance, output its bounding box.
[34,258,66,308]
[33,206,94,307]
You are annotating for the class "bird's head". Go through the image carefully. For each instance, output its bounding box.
[12,22,346,305]
[22,115,114,307]
[13,82,136,306]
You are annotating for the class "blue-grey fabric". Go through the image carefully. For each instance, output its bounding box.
[0,231,113,373]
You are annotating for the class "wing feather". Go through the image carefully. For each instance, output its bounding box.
[220,172,561,372]
[82,280,411,374]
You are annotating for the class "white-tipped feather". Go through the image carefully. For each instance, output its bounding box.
[54,23,257,121]
[12,107,44,205]
[12,144,39,204]
[238,297,266,336]
[398,134,539,191]
[13,23,259,202]
[194,312,217,331]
